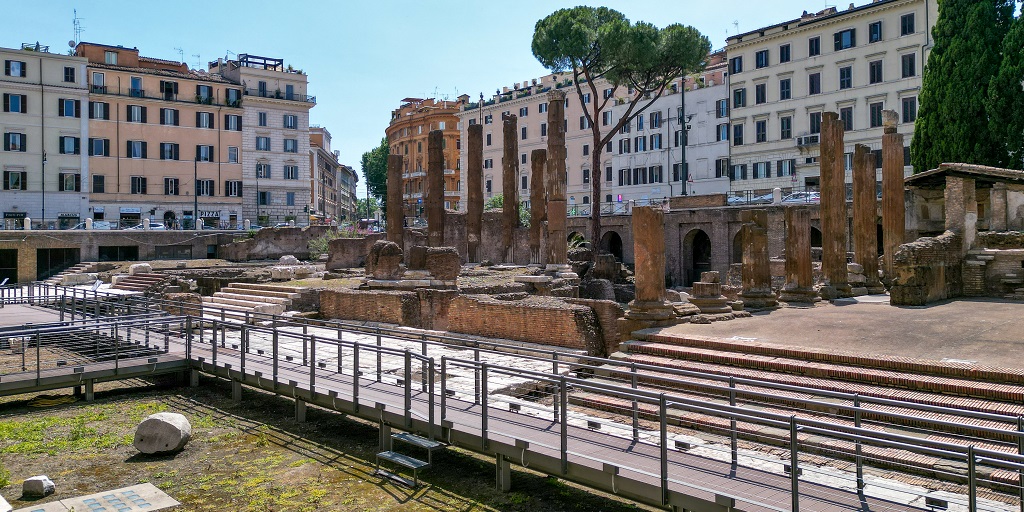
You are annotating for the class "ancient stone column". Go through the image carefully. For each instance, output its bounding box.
[945,175,977,253]
[530,149,547,265]
[546,90,569,270]
[426,129,445,247]
[502,113,519,263]
[467,124,484,262]
[780,207,817,303]
[738,210,777,308]
[881,110,906,281]
[626,206,673,320]
[852,144,884,294]
[990,182,1008,231]
[819,111,851,297]
[386,154,404,250]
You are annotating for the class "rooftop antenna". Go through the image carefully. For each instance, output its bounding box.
[733,20,739,34]
[192,53,200,69]
[72,9,84,45]
[174,47,184,64]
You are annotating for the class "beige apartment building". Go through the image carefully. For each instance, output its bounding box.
[77,42,243,229]
[1,43,89,230]
[309,126,359,224]
[386,98,464,216]
[210,54,313,226]
[724,0,936,195]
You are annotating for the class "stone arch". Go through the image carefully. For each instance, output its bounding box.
[810,226,823,248]
[601,231,624,261]
[732,230,744,264]
[683,228,712,286]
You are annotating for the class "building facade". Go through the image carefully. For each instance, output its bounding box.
[308,126,343,224]
[1,44,90,230]
[386,97,465,217]
[211,54,313,226]
[77,42,243,229]
[337,163,358,223]
[724,0,935,195]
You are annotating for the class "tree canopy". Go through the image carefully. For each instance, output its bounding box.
[987,12,1024,169]
[532,6,709,246]
[360,137,389,201]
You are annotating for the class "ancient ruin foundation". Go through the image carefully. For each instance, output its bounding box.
[738,209,777,308]
[780,207,818,303]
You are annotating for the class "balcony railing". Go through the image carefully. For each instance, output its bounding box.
[243,87,316,104]
[87,84,243,108]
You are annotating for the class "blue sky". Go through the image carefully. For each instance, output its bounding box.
[9,0,836,195]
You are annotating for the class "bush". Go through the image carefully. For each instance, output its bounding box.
[307,226,373,260]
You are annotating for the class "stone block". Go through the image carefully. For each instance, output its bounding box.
[270,266,296,280]
[592,253,620,281]
[128,263,152,275]
[279,255,300,265]
[700,271,721,284]
[22,475,55,498]
[581,278,616,301]
[847,262,864,273]
[63,272,98,286]
[425,247,461,281]
[294,265,314,278]
[408,246,428,270]
[365,240,405,280]
[134,412,192,454]
[665,289,682,303]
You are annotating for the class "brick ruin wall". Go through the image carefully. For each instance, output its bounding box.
[889,231,964,306]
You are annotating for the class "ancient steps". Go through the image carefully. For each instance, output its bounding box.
[200,282,308,320]
[43,262,98,286]
[111,273,167,292]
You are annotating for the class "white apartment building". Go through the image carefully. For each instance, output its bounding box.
[1,44,90,229]
[211,54,313,226]
[725,0,935,194]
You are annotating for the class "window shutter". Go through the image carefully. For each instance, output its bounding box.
[850,29,856,47]
[88,102,95,119]
[834,32,841,51]
[159,108,166,125]
[88,138,94,156]
[19,135,26,152]
[59,175,65,192]
[74,137,80,154]
[2,133,8,151]
[140,106,147,123]
[74,100,81,118]
[75,174,81,192]
[224,114,229,128]
[173,110,179,126]
[766,161,772,177]
[20,95,26,114]
[777,160,783,177]
[173,144,179,161]
[208,145,215,163]
[3,61,8,76]
[58,98,65,117]
[224,181,230,196]
[2,171,8,190]
[127,140,132,157]
[103,103,110,120]
[2,94,8,112]
[141,142,148,159]
[59,136,66,154]
[141,177,147,194]
[19,63,25,78]
[195,111,201,127]
[196,145,201,161]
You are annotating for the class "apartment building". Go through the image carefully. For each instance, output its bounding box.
[210,54,313,226]
[386,97,463,216]
[724,0,935,194]
[75,43,244,229]
[337,164,358,222]
[308,126,343,224]
[1,43,89,229]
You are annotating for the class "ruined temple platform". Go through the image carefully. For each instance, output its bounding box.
[646,297,1024,369]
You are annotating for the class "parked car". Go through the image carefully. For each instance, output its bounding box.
[70,221,115,230]
[126,221,167,230]
[272,222,292,228]
[781,192,821,204]
[750,192,775,204]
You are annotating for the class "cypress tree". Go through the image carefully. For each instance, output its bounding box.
[911,0,1016,173]
[987,11,1024,169]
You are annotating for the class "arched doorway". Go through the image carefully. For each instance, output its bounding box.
[810,227,823,248]
[163,211,176,229]
[732,230,744,264]
[567,231,587,249]
[684,229,712,285]
[601,231,623,260]
[877,223,885,255]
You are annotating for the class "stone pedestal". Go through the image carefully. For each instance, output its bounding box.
[820,111,852,297]
[689,272,734,314]
[530,149,547,265]
[502,113,519,263]
[780,207,819,303]
[990,182,1008,231]
[881,110,906,282]
[546,90,568,269]
[467,124,484,262]
[426,130,445,247]
[738,210,777,309]
[852,144,884,294]
[625,207,673,323]
[386,154,404,249]
[945,175,977,253]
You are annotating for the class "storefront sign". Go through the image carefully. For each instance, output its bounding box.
[199,211,221,218]
[93,207,105,213]
[119,207,142,214]
[3,212,26,219]
[58,213,78,218]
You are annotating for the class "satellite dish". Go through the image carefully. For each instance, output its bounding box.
[68,40,76,48]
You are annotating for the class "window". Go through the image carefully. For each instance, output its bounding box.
[258,191,270,206]
[620,122,630,134]
[484,159,493,169]
[159,80,177,99]
[2,93,26,113]
[284,139,298,153]
[733,88,746,108]
[88,138,109,157]
[130,176,147,195]
[196,179,214,196]
[633,167,646,185]
[484,114,493,124]
[753,162,769,179]
[634,136,646,152]
[733,124,744,146]
[869,102,884,128]
[256,137,271,151]
[519,106,528,117]
[810,112,822,134]
[522,126,528,139]
[834,28,856,51]
[901,97,917,123]
[521,153,527,165]
[284,114,297,129]
[844,152,854,172]
[164,178,179,196]
[869,21,882,43]
[637,115,645,131]
[780,116,792,139]
[729,56,743,74]
[196,85,213,103]
[58,173,80,192]
[755,120,767,143]
[228,146,238,163]
[605,166,612,182]
[755,50,769,68]
[779,78,792,100]
[716,123,729,142]
[731,164,748,180]
[540,123,547,137]
[127,105,146,123]
[225,114,241,131]
[809,36,821,57]
[160,143,179,160]
[196,145,214,162]
[602,111,612,126]
[649,166,663,183]
[196,112,214,128]
[284,165,299,179]
[583,93,591,104]
[3,132,26,152]
[3,171,26,190]
[674,130,684,147]
[485,179,492,193]
[59,98,81,118]
[258,112,268,127]
[755,83,767,104]
[618,139,630,154]
[716,99,728,118]
[650,111,661,128]
[89,101,109,120]
[778,159,795,177]
[4,60,26,77]
[672,163,686,182]
[63,66,75,83]
[618,168,630,186]
[226,88,241,106]
[225,180,242,197]
[779,44,791,63]
[869,60,883,84]
[59,136,80,155]
[839,66,852,90]
[650,133,662,150]
[901,13,915,36]
[582,144,590,156]
[127,140,147,159]
[606,141,612,153]
[92,175,105,193]
[520,175,528,190]
[901,53,916,78]
[840,106,854,131]
[809,73,821,95]
[715,158,730,178]
[161,108,179,126]
[285,192,296,206]
[603,87,613,99]
[486,133,492,146]
[129,76,143,97]
[104,51,117,65]
[256,162,271,179]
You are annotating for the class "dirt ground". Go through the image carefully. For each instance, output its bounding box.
[0,377,652,512]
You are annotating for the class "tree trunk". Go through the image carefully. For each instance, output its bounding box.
[590,133,602,252]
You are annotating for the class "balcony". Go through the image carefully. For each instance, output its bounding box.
[87,84,243,108]
[243,87,316,105]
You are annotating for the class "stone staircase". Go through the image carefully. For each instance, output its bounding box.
[964,248,1024,298]
[201,282,307,319]
[43,262,99,286]
[111,273,168,292]
[375,427,446,488]
[569,332,1024,486]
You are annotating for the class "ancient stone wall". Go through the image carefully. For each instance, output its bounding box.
[566,298,624,356]
[325,234,386,270]
[446,295,602,353]
[668,195,728,208]
[319,289,419,326]
[221,225,334,261]
[889,231,964,306]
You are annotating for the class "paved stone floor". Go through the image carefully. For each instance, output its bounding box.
[654,296,1024,369]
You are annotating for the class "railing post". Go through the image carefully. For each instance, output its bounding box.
[660,394,668,506]
[790,415,800,512]
[560,375,568,475]
[729,376,738,466]
[240,325,247,374]
[404,351,412,427]
[440,356,448,422]
[303,330,308,367]
[272,330,278,391]
[855,394,864,491]
[421,338,428,392]
[211,322,217,367]
[1017,416,1023,512]
[309,335,316,396]
[481,363,489,450]
[114,324,120,372]
[35,332,41,385]
[428,357,436,441]
[376,328,382,382]
[352,343,360,413]
[185,316,192,361]
[474,345,481,401]
[968,445,977,512]
[631,362,639,441]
